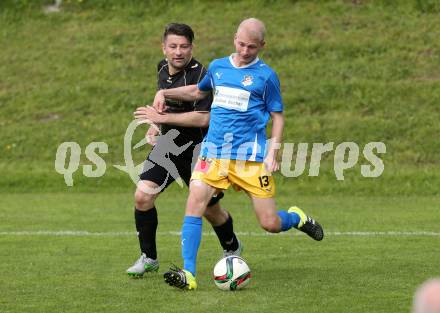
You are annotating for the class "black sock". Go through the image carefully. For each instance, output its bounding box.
[134,207,158,260]
[213,213,238,251]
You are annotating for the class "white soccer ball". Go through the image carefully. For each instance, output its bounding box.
[213,256,251,291]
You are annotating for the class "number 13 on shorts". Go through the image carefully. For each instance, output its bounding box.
[258,175,270,187]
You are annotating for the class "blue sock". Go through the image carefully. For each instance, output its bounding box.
[277,210,301,231]
[181,216,202,276]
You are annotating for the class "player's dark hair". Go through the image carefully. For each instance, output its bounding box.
[163,23,194,44]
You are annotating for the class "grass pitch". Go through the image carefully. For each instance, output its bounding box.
[1,191,439,313]
[1,1,439,312]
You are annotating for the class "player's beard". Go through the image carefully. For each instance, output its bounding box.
[169,58,191,72]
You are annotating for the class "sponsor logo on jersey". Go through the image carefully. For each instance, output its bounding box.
[212,86,251,112]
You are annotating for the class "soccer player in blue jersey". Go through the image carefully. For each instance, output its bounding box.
[137,18,324,290]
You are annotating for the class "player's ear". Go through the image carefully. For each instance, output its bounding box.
[161,42,166,55]
[260,40,266,48]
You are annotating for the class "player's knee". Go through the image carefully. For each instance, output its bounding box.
[260,217,281,233]
[134,189,156,211]
[186,189,210,216]
[188,184,210,208]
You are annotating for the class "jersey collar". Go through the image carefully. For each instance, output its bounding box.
[229,54,260,69]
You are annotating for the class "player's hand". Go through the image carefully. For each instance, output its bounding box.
[153,90,167,113]
[145,125,159,146]
[134,106,165,124]
[264,153,280,173]
[134,106,152,125]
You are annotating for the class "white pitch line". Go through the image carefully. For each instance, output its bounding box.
[0,230,439,237]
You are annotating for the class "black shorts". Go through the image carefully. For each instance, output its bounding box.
[139,148,196,189]
[139,147,223,206]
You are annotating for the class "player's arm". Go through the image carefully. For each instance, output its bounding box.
[134,106,210,128]
[153,85,209,112]
[158,111,210,127]
[263,70,284,173]
[264,111,284,173]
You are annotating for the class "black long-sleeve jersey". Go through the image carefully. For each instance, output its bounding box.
[157,58,213,146]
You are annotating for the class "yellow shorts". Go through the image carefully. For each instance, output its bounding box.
[191,157,275,198]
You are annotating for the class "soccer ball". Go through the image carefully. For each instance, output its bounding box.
[213,256,251,291]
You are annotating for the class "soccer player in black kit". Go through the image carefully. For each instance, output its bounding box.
[127,23,241,276]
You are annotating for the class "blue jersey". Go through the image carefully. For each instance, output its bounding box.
[197,55,283,162]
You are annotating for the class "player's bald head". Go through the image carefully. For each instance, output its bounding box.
[413,278,440,313]
[236,18,266,43]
